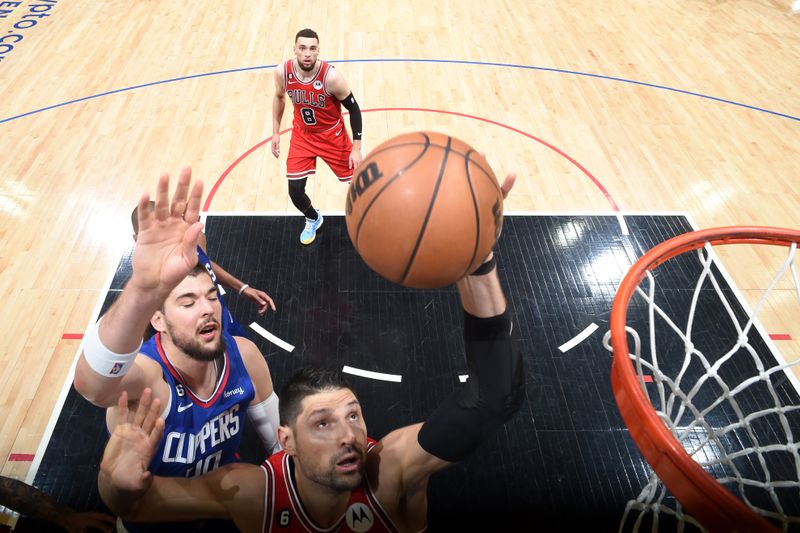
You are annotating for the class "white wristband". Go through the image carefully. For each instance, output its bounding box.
[238,284,250,295]
[83,317,141,377]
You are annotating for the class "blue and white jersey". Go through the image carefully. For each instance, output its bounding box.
[140,330,255,478]
[196,245,248,338]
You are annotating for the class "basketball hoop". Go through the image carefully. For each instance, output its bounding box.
[605,226,800,532]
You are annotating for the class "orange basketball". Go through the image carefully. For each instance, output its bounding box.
[345,131,503,288]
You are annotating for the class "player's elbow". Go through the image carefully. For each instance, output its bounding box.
[73,357,115,407]
[73,356,94,397]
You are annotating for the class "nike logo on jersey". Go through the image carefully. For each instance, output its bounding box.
[177,403,193,413]
[335,128,343,137]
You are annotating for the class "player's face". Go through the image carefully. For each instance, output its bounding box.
[290,388,368,492]
[293,37,320,72]
[158,274,224,362]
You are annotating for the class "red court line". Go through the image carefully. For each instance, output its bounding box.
[8,453,35,462]
[62,333,83,340]
[769,334,792,341]
[204,107,618,211]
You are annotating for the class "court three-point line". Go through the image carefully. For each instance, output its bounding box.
[343,366,402,383]
[250,323,295,352]
[558,323,600,352]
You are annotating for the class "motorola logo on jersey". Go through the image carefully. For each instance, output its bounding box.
[345,503,374,532]
[286,89,326,108]
[162,404,240,464]
[313,80,323,90]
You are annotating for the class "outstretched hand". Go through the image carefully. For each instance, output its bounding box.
[500,173,516,200]
[131,167,204,296]
[271,134,281,158]
[348,146,363,170]
[100,389,164,496]
[478,151,516,202]
[241,286,277,315]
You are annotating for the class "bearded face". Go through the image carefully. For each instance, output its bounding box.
[154,273,225,361]
[163,314,225,362]
[284,388,368,493]
[294,36,320,73]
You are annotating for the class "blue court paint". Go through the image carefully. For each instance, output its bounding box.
[2,58,798,125]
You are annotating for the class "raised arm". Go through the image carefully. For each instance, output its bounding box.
[99,389,265,531]
[271,64,286,158]
[376,173,525,498]
[73,168,204,406]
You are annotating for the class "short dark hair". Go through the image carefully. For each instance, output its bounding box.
[279,368,354,427]
[188,264,208,278]
[295,28,319,43]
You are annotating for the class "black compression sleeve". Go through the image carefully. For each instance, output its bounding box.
[417,311,525,462]
[340,92,362,140]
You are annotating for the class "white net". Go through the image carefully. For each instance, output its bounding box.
[604,240,800,532]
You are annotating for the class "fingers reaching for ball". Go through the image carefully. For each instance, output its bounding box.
[500,173,517,200]
[477,151,516,201]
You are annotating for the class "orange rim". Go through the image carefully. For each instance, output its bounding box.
[610,226,800,533]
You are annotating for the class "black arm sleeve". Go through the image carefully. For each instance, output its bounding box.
[340,92,362,140]
[417,310,526,463]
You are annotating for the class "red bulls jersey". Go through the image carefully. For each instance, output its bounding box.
[285,59,343,133]
[261,441,408,532]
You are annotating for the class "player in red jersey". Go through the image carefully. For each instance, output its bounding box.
[98,171,525,531]
[271,28,363,245]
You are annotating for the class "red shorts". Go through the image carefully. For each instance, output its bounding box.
[286,120,354,182]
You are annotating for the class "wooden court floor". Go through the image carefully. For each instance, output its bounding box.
[1,0,799,519]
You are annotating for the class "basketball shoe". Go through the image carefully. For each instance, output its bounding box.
[300,210,324,245]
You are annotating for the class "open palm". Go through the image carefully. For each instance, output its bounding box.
[101,389,164,494]
[131,167,204,294]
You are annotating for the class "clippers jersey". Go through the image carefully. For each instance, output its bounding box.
[196,245,248,338]
[260,442,408,533]
[285,59,343,133]
[140,330,255,478]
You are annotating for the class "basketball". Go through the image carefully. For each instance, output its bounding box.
[345,131,503,289]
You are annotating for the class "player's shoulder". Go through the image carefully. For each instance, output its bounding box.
[232,334,259,353]
[134,350,163,376]
[324,61,343,80]
[232,335,266,368]
[323,65,348,95]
